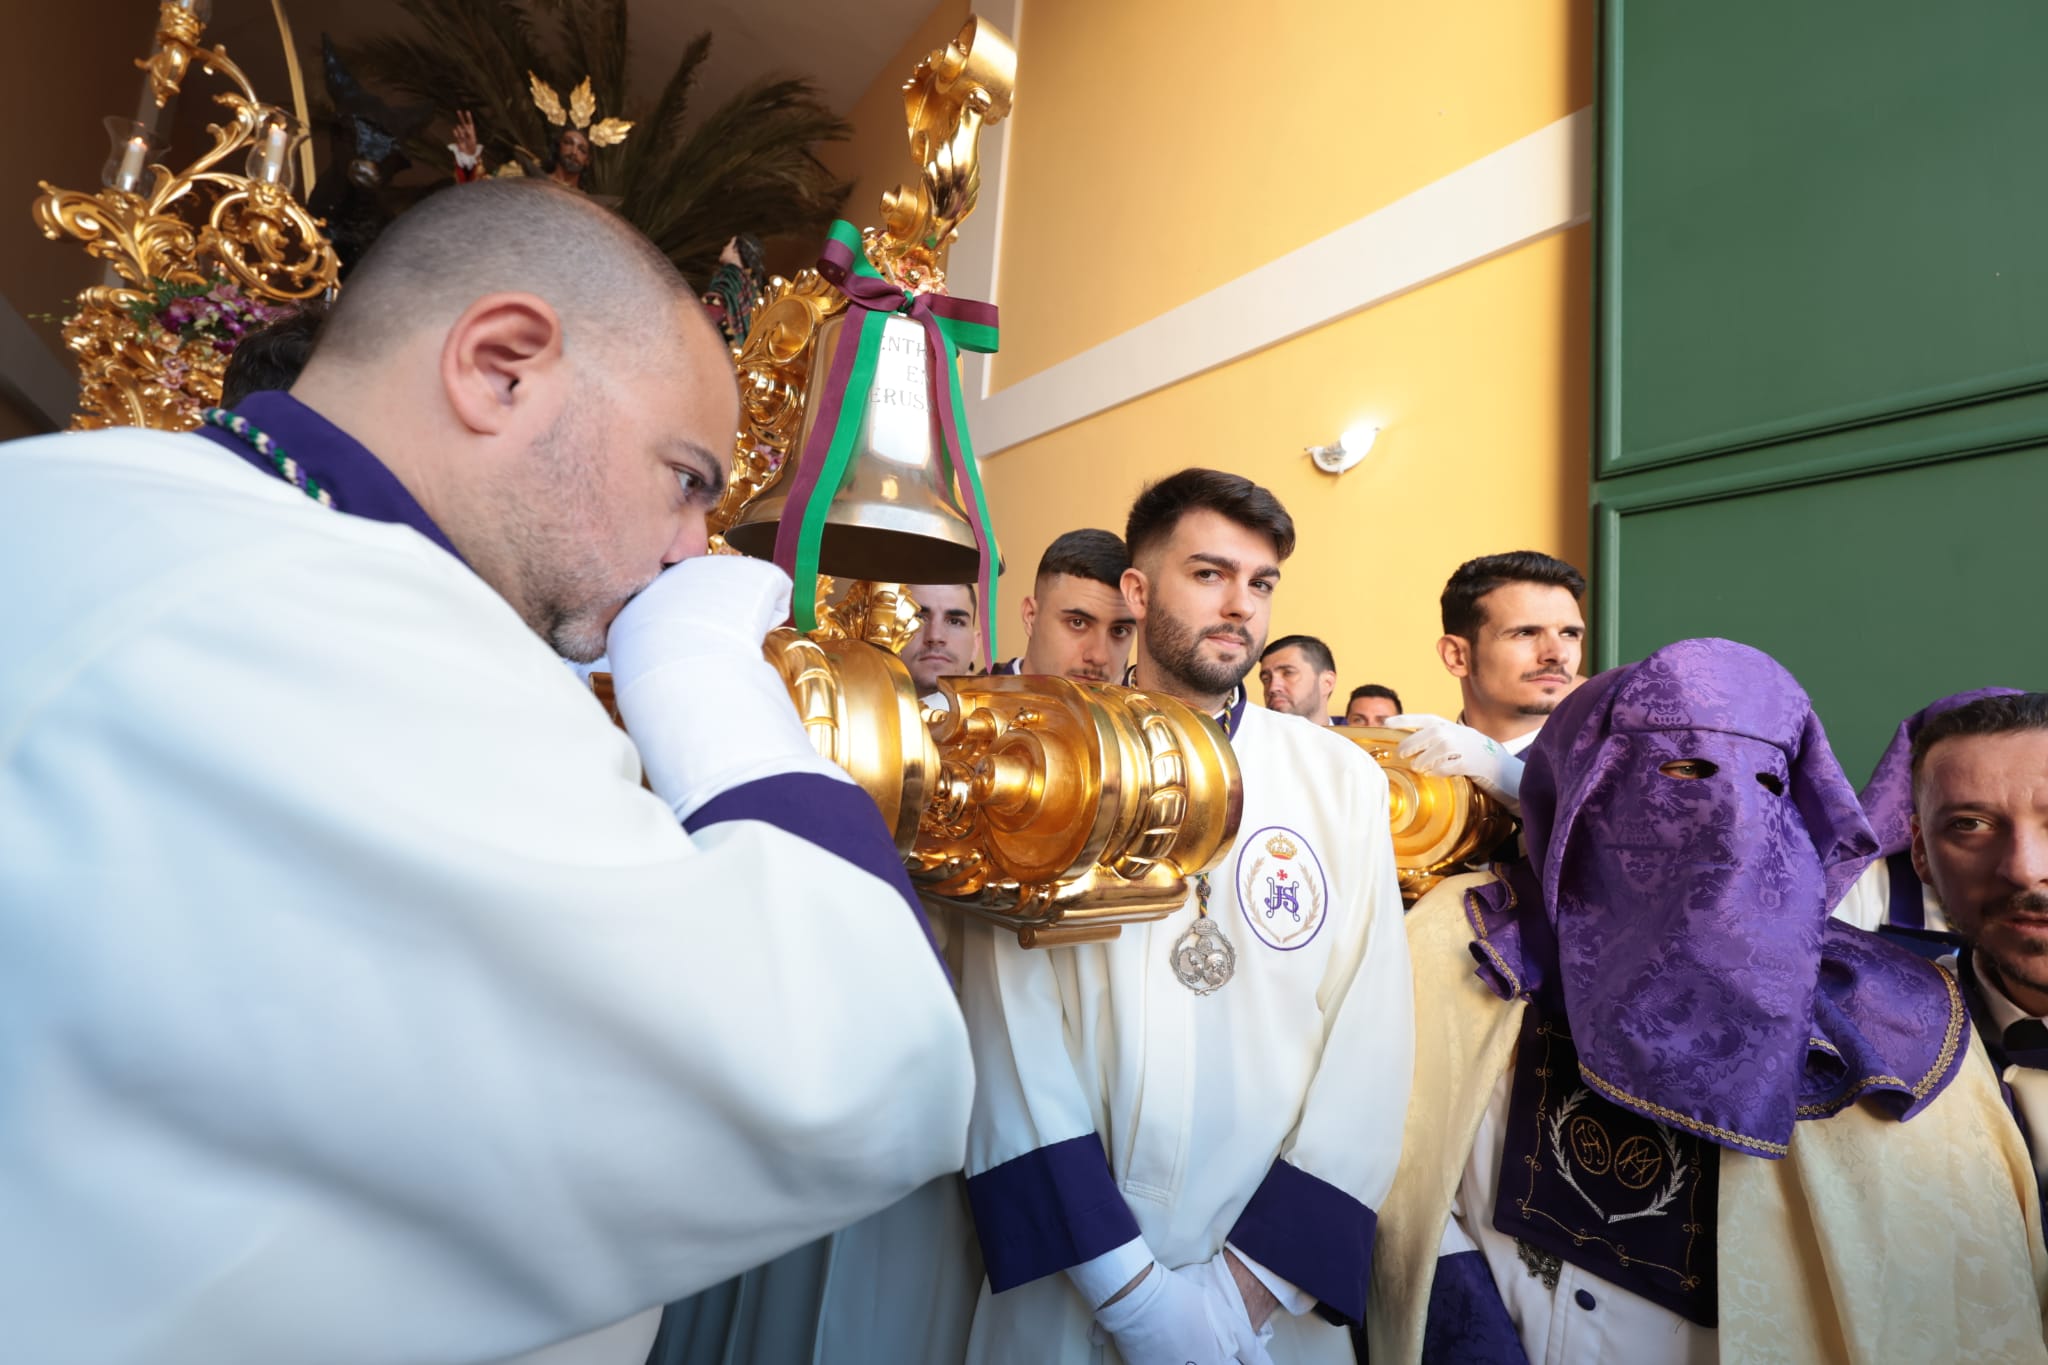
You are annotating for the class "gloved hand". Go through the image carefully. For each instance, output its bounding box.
[606,555,846,820]
[1395,717,1524,812]
[1176,1255,1278,1365]
[1092,1260,1244,1365]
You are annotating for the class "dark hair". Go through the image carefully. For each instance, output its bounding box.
[220,304,328,406]
[1125,468,1296,566]
[1440,550,1586,641]
[1910,692,2048,790]
[1036,528,1129,590]
[1348,683,1403,712]
[1260,633,1335,674]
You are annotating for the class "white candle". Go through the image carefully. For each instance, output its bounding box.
[114,136,149,193]
[255,122,288,184]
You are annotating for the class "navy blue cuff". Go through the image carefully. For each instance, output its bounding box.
[1421,1249,1528,1364]
[966,1134,1140,1291]
[684,772,945,972]
[1227,1159,1377,1328]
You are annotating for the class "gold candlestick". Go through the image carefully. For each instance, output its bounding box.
[31,0,340,431]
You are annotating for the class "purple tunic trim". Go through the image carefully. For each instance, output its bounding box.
[1465,638,1967,1157]
[1227,1159,1376,1328]
[1417,1250,1530,1365]
[684,772,946,973]
[195,391,466,563]
[966,1134,1140,1291]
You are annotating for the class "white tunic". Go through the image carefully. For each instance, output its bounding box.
[1833,856,1950,934]
[0,429,974,1365]
[960,703,1414,1364]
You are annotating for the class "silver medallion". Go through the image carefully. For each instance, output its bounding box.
[1170,916,1236,995]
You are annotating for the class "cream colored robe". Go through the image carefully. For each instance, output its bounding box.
[1369,872,2048,1365]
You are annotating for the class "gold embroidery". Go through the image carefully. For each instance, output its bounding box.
[1577,1061,1791,1157]
[1793,959,1965,1117]
[1517,1021,1705,1282]
[1465,875,1523,997]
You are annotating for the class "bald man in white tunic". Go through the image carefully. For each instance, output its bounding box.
[0,181,971,1365]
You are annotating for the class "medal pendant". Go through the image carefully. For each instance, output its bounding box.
[1170,917,1236,995]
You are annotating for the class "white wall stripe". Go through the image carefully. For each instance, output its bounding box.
[962,106,1593,459]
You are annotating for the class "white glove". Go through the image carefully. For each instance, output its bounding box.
[605,556,846,820]
[1396,717,1524,812]
[1177,1255,1277,1365]
[1092,1261,1243,1365]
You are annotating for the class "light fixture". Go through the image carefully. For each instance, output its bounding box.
[1306,423,1379,475]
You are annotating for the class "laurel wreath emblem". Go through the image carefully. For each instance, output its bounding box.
[1546,1088,1690,1224]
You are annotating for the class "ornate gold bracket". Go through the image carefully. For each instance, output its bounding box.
[32,0,340,429]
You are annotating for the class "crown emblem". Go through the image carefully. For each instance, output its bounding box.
[1265,833,1298,860]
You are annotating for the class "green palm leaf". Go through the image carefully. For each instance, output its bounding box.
[339,0,850,285]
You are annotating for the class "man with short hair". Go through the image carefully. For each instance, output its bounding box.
[1833,687,2023,935]
[1390,551,1589,814]
[1434,550,1585,753]
[1909,691,2048,1200]
[1344,684,1402,728]
[990,528,1135,682]
[962,468,1412,1365]
[1368,640,2044,1365]
[1258,633,1340,724]
[0,180,971,1364]
[906,582,979,702]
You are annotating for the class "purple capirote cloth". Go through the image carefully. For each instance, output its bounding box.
[1856,687,2025,859]
[1464,638,1970,1158]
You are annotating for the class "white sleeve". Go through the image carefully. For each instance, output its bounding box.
[1225,755,1415,1328]
[960,920,1148,1298]
[1832,857,1890,930]
[0,535,972,1365]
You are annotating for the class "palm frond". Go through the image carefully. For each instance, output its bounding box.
[337,2,851,279]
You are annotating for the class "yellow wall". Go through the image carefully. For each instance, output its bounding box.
[832,0,1592,719]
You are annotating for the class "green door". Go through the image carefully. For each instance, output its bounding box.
[1595,0,2048,779]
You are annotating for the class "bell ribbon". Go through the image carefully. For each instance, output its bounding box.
[770,219,1002,661]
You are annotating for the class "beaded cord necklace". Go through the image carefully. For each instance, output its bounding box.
[202,407,335,509]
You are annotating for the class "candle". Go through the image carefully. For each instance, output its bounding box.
[114,136,149,193]
[254,121,288,184]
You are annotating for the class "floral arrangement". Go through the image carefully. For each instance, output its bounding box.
[105,278,290,421]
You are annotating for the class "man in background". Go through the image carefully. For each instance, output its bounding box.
[1392,551,1589,814]
[1344,684,1402,728]
[905,583,979,704]
[1258,633,1341,725]
[989,528,1135,682]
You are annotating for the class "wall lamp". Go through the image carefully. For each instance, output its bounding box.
[1306,424,1379,476]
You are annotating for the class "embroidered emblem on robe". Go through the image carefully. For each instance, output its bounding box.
[1234,825,1328,950]
[1493,1010,1720,1325]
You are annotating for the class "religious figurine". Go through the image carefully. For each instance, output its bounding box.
[701,234,768,347]
[448,73,631,194]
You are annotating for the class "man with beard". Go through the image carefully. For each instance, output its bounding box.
[905,582,980,705]
[1367,640,2045,1365]
[1908,692,2048,1211]
[0,180,971,1364]
[960,468,1413,1365]
[987,528,1136,682]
